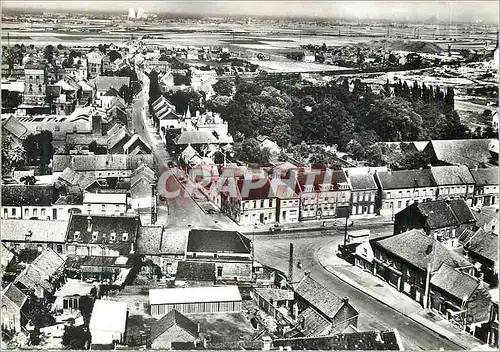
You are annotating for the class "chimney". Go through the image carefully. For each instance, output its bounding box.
[342,296,349,304]
[87,216,92,232]
[262,336,272,351]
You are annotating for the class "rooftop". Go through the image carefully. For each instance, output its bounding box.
[2,283,28,309]
[149,286,242,305]
[93,76,130,92]
[150,309,199,342]
[83,193,127,205]
[1,220,68,243]
[348,173,378,191]
[294,275,351,320]
[89,299,128,333]
[176,261,215,282]
[376,169,436,190]
[469,166,499,186]
[430,264,480,301]
[468,231,498,263]
[374,229,472,272]
[186,229,251,255]
[66,213,140,244]
[428,139,496,167]
[430,165,475,186]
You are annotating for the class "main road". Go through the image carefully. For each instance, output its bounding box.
[253,229,463,351]
[131,70,235,231]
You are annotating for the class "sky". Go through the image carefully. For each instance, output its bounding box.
[3,1,499,24]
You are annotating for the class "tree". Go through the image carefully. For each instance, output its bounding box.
[346,139,365,160]
[164,90,204,115]
[62,326,91,349]
[43,44,55,63]
[118,85,133,104]
[108,50,122,63]
[212,79,234,96]
[22,134,40,165]
[2,133,26,174]
[38,130,54,175]
[234,138,271,164]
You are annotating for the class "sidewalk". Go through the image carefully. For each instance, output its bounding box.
[317,240,493,350]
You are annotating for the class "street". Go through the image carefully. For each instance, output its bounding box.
[131,70,235,231]
[253,229,463,351]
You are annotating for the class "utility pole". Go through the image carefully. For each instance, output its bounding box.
[288,243,294,285]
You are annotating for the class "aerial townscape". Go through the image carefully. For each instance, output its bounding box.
[0,1,499,351]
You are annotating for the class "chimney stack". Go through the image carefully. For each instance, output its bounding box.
[342,296,349,304]
[87,216,92,232]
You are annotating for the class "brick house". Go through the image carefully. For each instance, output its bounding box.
[346,172,378,217]
[470,167,499,207]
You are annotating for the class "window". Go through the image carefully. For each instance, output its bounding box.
[29,84,33,93]
[387,192,391,199]
[217,266,223,277]
[101,204,105,212]
[268,199,272,207]
[24,208,29,217]
[110,233,116,241]
[397,201,402,209]
[3,208,8,217]
[398,191,402,198]
[92,232,98,241]
[115,204,120,213]
[122,233,128,241]
[214,254,218,259]
[55,125,60,132]
[253,200,256,209]
[41,209,45,217]
[57,245,63,254]
[38,84,42,93]
[260,200,264,208]
[406,200,410,207]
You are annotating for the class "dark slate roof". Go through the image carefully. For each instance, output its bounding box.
[186,229,251,255]
[468,231,498,263]
[297,306,331,337]
[430,264,480,300]
[430,165,475,186]
[296,169,349,191]
[294,275,350,320]
[472,208,498,230]
[66,214,140,244]
[273,329,403,351]
[348,174,377,191]
[470,167,499,186]
[254,288,294,302]
[415,201,460,229]
[176,261,215,282]
[429,139,495,167]
[150,309,199,342]
[234,177,275,200]
[2,115,27,139]
[103,87,120,97]
[1,184,55,206]
[136,226,163,255]
[376,169,435,190]
[374,229,471,272]
[14,265,54,292]
[2,283,28,309]
[448,199,476,224]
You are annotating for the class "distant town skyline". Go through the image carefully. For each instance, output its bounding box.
[3,1,499,24]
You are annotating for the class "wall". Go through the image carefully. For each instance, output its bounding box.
[90,329,123,345]
[151,325,196,349]
[151,300,242,317]
[330,304,358,334]
[82,203,127,216]
[1,299,25,333]
[380,187,437,216]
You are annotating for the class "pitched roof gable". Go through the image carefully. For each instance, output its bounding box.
[150,309,199,342]
[186,229,251,254]
[376,169,435,190]
[430,264,480,300]
[2,283,28,309]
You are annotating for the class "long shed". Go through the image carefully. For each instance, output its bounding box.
[149,286,242,317]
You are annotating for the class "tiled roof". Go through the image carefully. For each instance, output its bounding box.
[123,134,151,154]
[66,213,140,244]
[176,261,215,282]
[93,76,130,92]
[254,288,294,302]
[348,174,377,191]
[468,231,498,263]
[297,169,348,191]
[2,283,28,309]
[131,164,155,182]
[374,229,472,272]
[294,275,346,320]
[448,199,476,224]
[430,264,480,300]
[14,265,54,293]
[186,229,251,255]
[273,329,404,351]
[414,201,460,229]
[428,139,496,167]
[298,306,331,337]
[174,130,219,145]
[2,115,28,139]
[1,220,67,243]
[58,167,83,186]
[470,167,499,186]
[150,309,199,342]
[32,248,65,277]
[1,184,55,206]
[160,230,188,255]
[430,165,475,186]
[107,126,131,149]
[376,169,436,190]
[235,177,275,200]
[472,208,498,230]
[52,154,154,172]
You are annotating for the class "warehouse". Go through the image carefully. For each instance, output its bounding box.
[149,286,242,317]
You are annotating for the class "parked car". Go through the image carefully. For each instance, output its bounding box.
[269,223,282,232]
[206,209,217,214]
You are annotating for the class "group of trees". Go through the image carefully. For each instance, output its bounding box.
[22,131,54,175]
[204,74,466,167]
[1,133,26,175]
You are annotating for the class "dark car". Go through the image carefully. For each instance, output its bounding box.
[206,209,217,214]
[269,224,282,232]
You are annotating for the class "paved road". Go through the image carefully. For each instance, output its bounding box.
[252,229,462,351]
[131,70,233,231]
